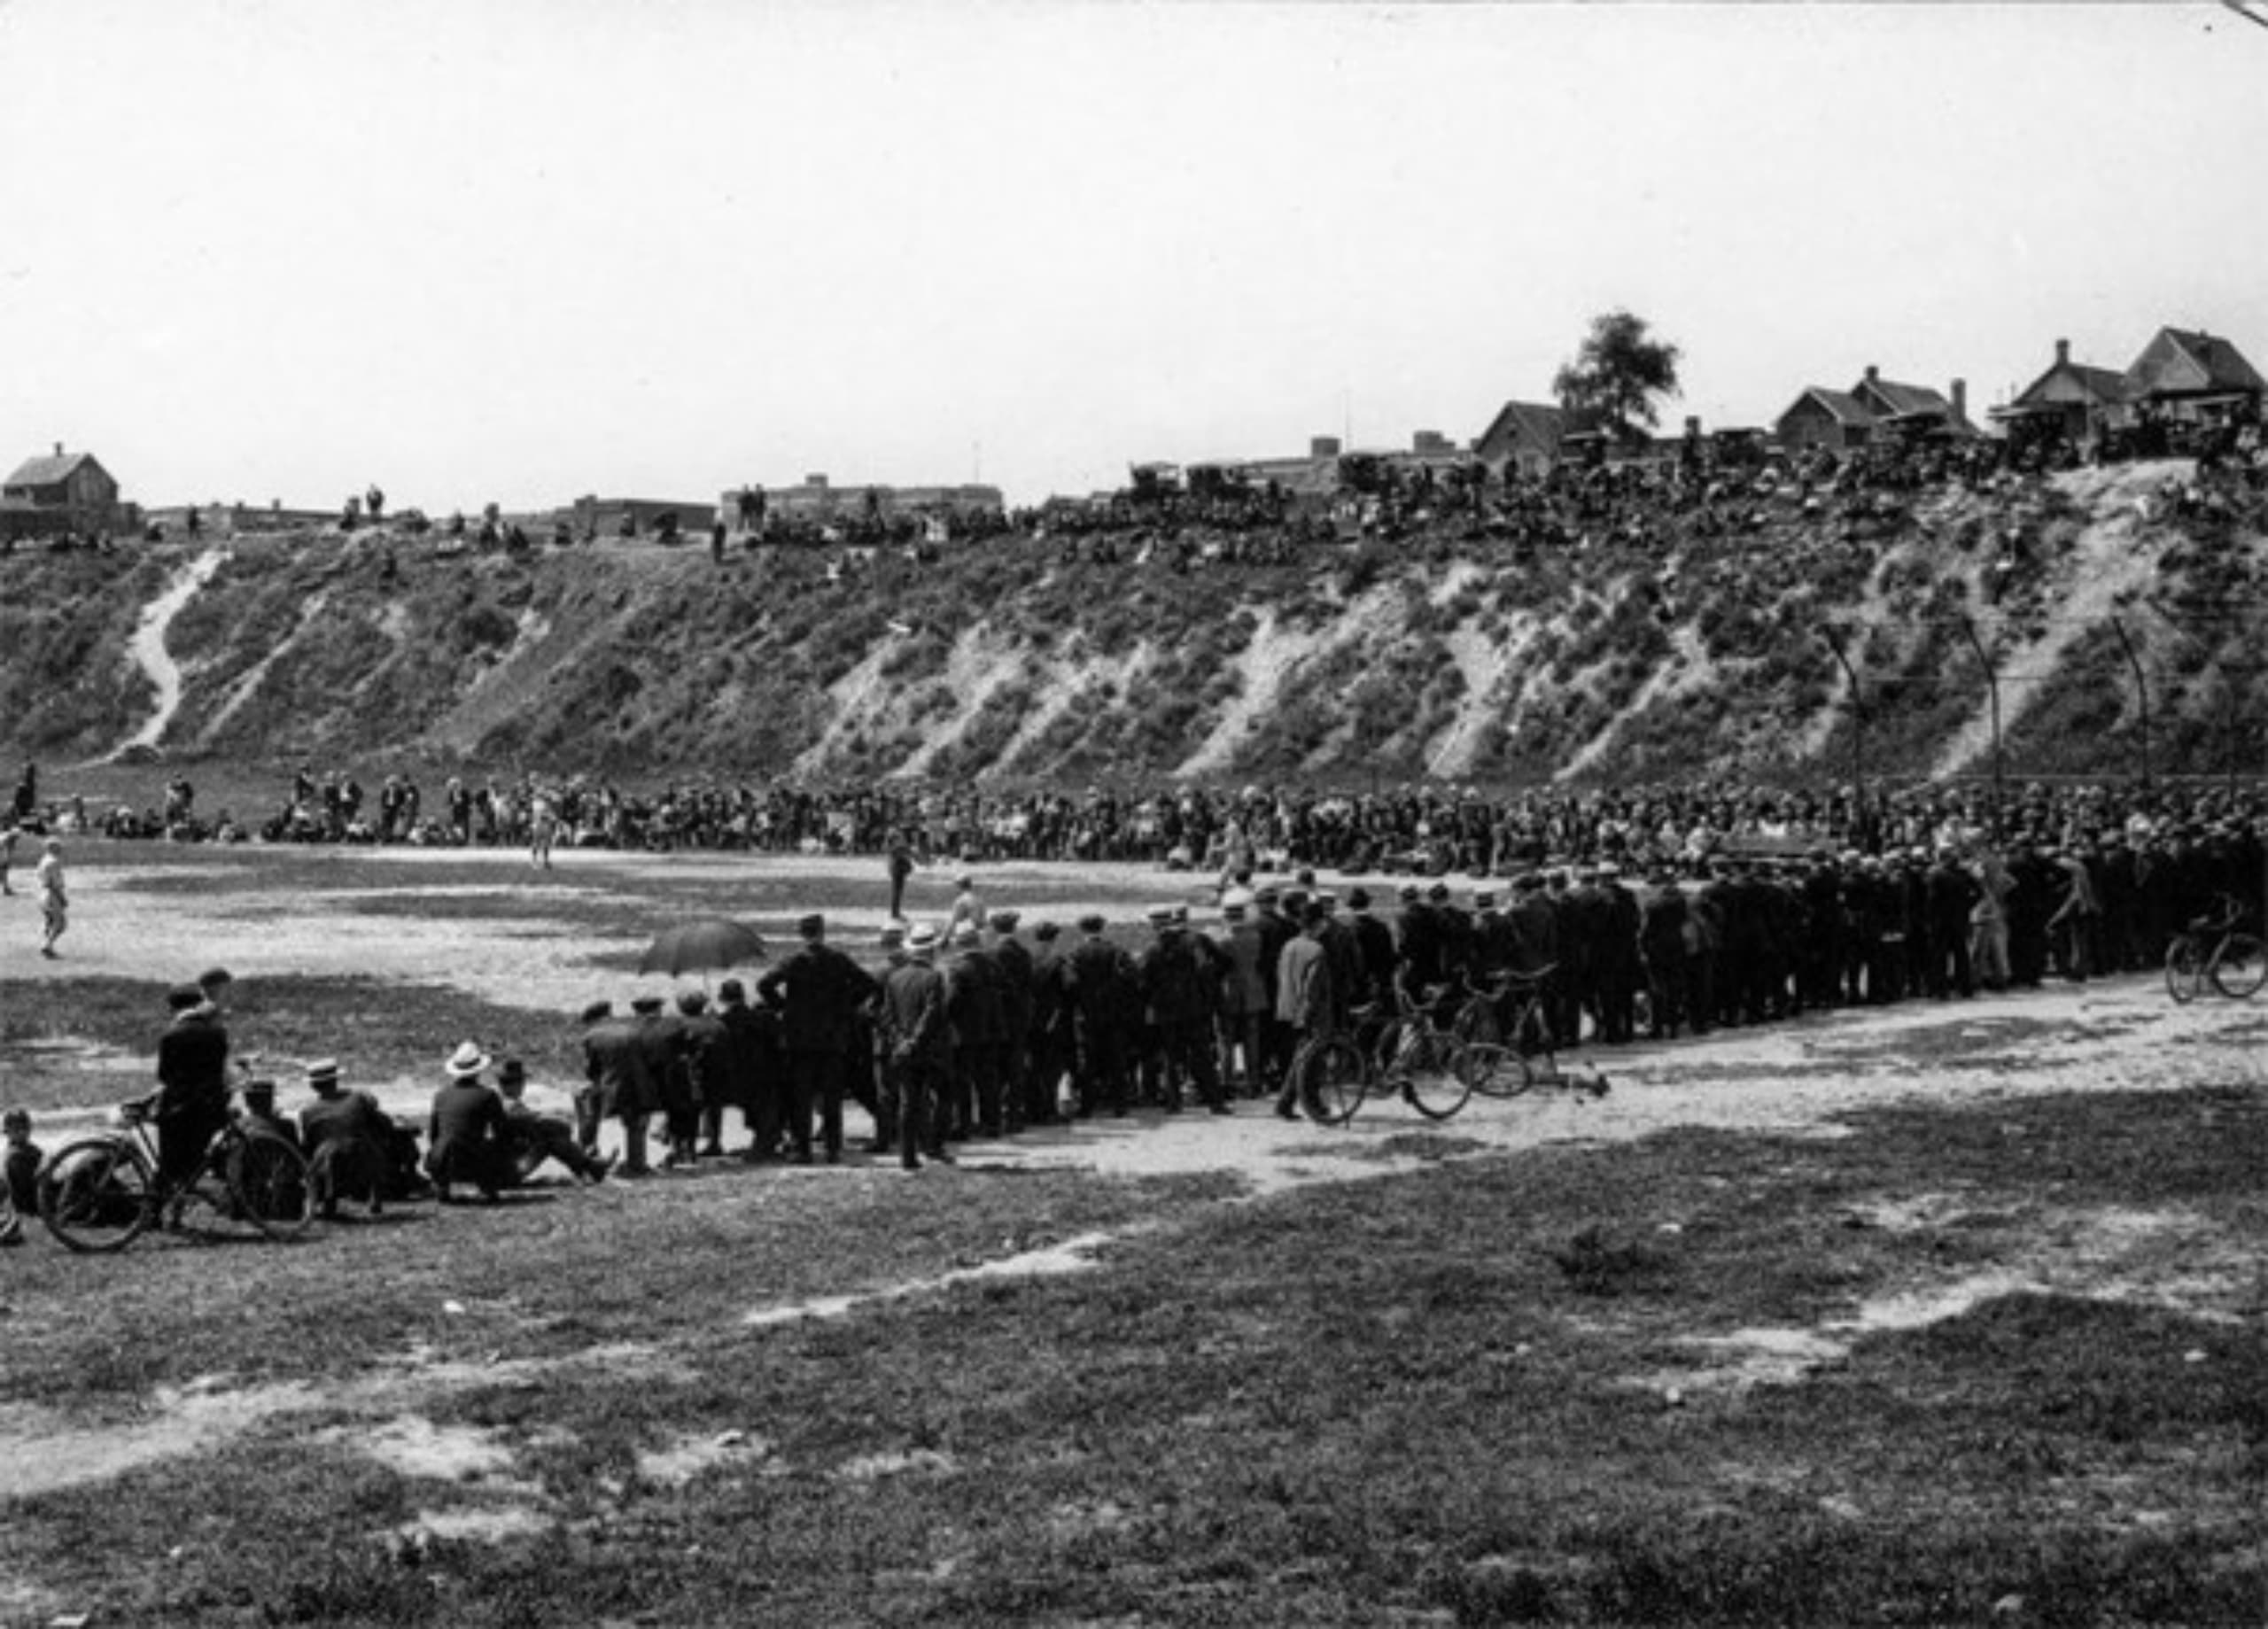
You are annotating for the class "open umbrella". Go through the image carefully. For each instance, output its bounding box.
[637,919,769,979]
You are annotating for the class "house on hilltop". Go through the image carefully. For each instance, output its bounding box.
[1472,400,1569,479]
[1773,388,1877,453]
[1,444,120,541]
[2122,326,2264,423]
[1990,337,2128,450]
[1775,366,1977,453]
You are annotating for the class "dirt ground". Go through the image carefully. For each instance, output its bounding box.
[9,842,2262,1179]
[2,842,2261,1531]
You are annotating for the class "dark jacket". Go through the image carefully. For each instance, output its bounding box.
[757,941,882,1055]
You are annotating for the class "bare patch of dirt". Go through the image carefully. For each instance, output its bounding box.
[636,1430,780,1487]
[340,1416,517,1481]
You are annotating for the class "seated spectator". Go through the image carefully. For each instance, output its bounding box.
[494,1057,616,1185]
[297,1059,397,1219]
[425,1043,509,1204]
[2,1107,43,1245]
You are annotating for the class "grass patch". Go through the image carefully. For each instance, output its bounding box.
[0,1085,2258,1624]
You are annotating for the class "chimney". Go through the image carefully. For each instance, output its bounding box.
[805,473,828,489]
[1310,435,1341,459]
[2054,338,2070,367]
[1683,415,1702,437]
[1951,379,1968,423]
[1864,365,1880,386]
[53,442,62,456]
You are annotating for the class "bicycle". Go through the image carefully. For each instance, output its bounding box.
[2164,894,2265,1005]
[1452,966,1611,1104]
[37,1090,315,1253]
[1293,983,1503,1126]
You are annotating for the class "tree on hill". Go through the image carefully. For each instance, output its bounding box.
[1553,309,1683,443]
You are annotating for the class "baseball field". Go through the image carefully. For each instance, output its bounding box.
[1,842,2261,1626]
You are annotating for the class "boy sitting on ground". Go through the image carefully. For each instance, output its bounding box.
[2,1107,43,1245]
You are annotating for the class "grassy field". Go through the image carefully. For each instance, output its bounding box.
[3,842,2262,1625]
[0,1084,2259,1627]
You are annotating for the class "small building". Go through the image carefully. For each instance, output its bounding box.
[1775,365,1978,452]
[1472,400,1569,479]
[1990,337,2128,449]
[1773,387,1876,454]
[2121,326,2264,423]
[570,494,718,538]
[2,444,120,539]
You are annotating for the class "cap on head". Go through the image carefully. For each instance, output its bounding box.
[304,1058,340,1088]
[1146,904,1177,927]
[907,923,941,952]
[796,912,825,939]
[197,966,234,992]
[718,979,745,1002]
[1397,882,1421,903]
[1032,919,1060,942]
[677,990,707,1014]
[1426,881,1450,902]
[579,998,615,1024]
[631,994,665,1014]
[496,1057,528,1087]
[1076,912,1107,934]
[988,909,1020,931]
[166,984,209,1013]
[1346,887,1370,910]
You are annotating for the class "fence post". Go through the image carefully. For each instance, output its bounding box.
[1958,616,2006,837]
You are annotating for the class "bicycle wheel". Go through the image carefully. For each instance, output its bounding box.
[229,1129,315,1239]
[1301,1037,1369,1127]
[1457,1041,1532,1100]
[39,1137,157,1253]
[2210,934,2265,1000]
[1401,1034,1472,1121]
[2165,938,2203,1005]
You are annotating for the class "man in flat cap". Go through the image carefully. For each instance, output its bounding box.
[1064,913,1134,1118]
[987,911,1038,1131]
[154,983,230,1194]
[580,997,657,1176]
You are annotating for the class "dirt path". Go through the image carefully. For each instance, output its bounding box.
[108,547,227,759]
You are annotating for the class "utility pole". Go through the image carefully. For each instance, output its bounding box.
[1820,625,1866,845]
[1958,616,2006,838]
[2109,615,2151,796]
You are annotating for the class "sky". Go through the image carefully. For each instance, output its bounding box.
[1,1,2264,512]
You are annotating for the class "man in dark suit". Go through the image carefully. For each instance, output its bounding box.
[878,924,954,1169]
[580,998,657,1175]
[710,978,776,1160]
[1065,913,1134,1118]
[757,912,881,1163]
[426,1043,510,1203]
[154,985,230,1191]
[1025,921,1075,1123]
[296,1057,396,1218]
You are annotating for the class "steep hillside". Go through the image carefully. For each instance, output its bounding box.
[4,460,2263,787]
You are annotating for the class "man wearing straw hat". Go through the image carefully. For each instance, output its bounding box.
[425,1042,510,1204]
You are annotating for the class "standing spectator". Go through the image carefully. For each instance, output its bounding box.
[0,821,19,896]
[1025,920,1075,1122]
[1273,903,1336,1122]
[707,979,769,1160]
[757,913,881,1164]
[154,984,229,1193]
[878,924,954,1170]
[1065,913,1133,1118]
[1215,895,1270,1097]
[579,999,657,1177]
[674,991,727,1159]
